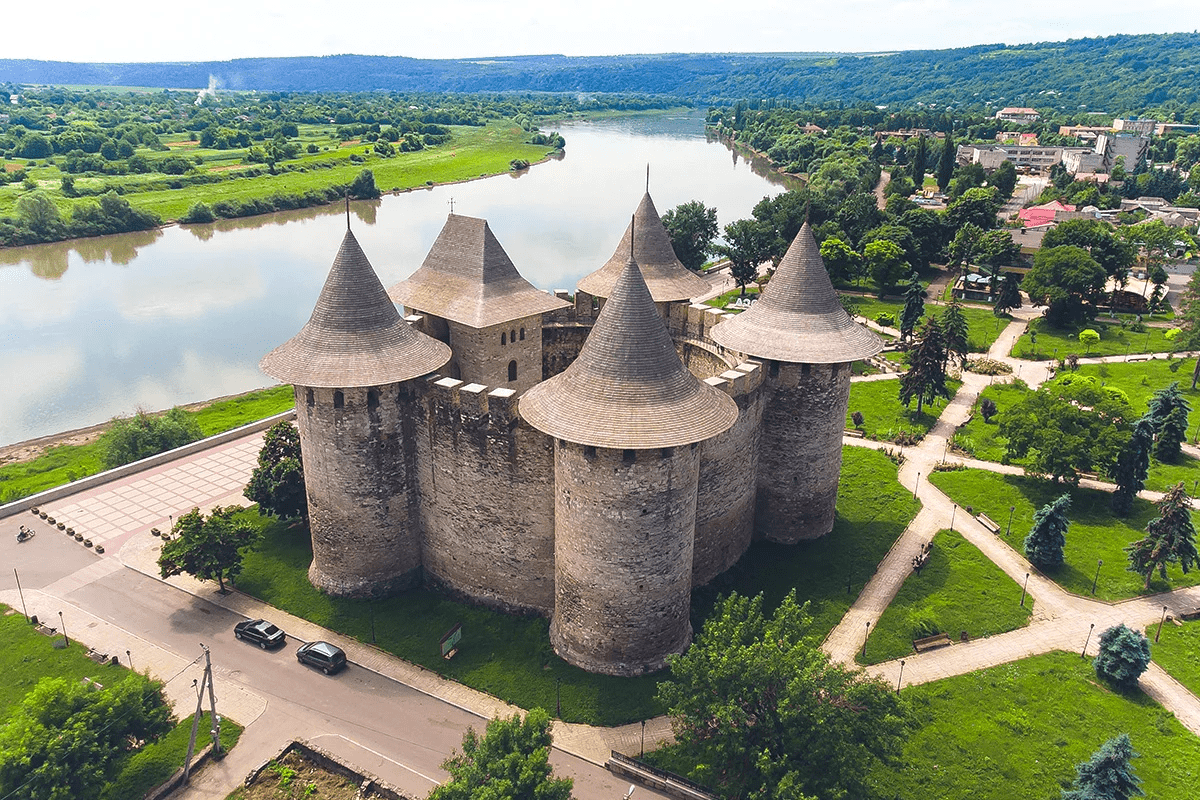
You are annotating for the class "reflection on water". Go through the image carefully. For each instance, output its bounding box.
[1,111,786,446]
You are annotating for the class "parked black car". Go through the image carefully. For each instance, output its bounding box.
[234,619,286,650]
[296,641,347,674]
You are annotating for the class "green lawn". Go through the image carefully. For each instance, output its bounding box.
[101,713,242,800]
[949,380,1029,462]
[1013,318,1181,360]
[929,469,1200,600]
[843,295,1007,353]
[235,446,919,725]
[0,385,294,504]
[1075,357,1200,437]
[1148,619,1200,698]
[858,530,1032,665]
[868,652,1200,799]
[846,377,961,442]
[703,287,759,311]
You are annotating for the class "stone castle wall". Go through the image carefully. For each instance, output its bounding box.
[755,361,853,543]
[447,316,543,394]
[549,440,699,676]
[295,382,422,598]
[412,377,557,615]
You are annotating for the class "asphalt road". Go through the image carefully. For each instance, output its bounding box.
[1,514,665,799]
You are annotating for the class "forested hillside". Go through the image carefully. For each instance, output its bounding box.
[3,32,1200,113]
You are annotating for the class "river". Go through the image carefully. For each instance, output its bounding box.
[0,111,791,447]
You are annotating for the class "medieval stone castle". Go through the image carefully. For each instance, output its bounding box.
[260,192,882,677]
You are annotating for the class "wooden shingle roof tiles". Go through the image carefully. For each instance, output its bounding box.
[260,230,451,388]
[576,192,711,302]
[710,222,883,364]
[387,214,569,329]
[521,256,738,450]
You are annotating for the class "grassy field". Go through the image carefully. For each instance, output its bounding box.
[1013,318,1181,360]
[0,385,294,503]
[1148,619,1200,698]
[0,606,241,797]
[858,530,1032,665]
[844,294,1007,353]
[868,652,1200,799]
[235,446,919,725]
[846,377,961,441]
[0,123,554,223]
[949,380,1029,462]
[1076,357,1200,435]
[929,469,1200,600]
[703,287,759,311]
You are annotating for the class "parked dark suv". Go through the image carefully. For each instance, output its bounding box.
[234,619,286,650]
[296,641,347,674]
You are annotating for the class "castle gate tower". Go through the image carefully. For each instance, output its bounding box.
[521,254,738,676]
[711,222,882,543]
[388,214,569,395]
[261,229,451,597]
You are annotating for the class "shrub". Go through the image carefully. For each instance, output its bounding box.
[980,397,998,422]
[876,312,896,327]
[1093,624,1151,690]
[964,357,1013,375]
[182,202,215,224]
[99,408,203,469]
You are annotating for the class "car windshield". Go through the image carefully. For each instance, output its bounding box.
[259,624,280,635]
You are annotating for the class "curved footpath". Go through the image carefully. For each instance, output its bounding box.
[830,304,1200,737]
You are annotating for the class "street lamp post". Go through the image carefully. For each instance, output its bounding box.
[1020,572,1030,607]
[896,660,905,694]
[1092,559,1103,596]
[641,720,646,757]
[862,621,871,659]
[1082,623,1095,658]
[58,611,68,645]
[1006,505,1015,538]
[942,439,949,464]
[126,650,132,671]
[950,504,957,532]
[913,472,920,500]
[1156,606,1169,643]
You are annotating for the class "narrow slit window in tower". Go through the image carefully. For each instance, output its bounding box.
[333,390,344,409]
[306,389,314,407]
[501,332,506,346]
[507,360,518,382]
[519,327,525,340]
[367,389,379,410]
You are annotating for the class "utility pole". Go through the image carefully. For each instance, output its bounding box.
[203,645,223,756]
[182,674,207,784]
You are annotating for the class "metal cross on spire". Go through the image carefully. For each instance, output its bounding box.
[345,193,350,230]
[645,163,650,193]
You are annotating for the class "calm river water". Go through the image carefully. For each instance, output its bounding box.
[0,111,789,447]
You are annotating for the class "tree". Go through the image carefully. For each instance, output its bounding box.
[899,318,949,415]
[1024,493,1071,570]
[1126,482,1198,589]
[1023,245,1106,324]
[16,191,63,238]
[1111,415,1154,516]
[980,397,998,423]
[158,506,257,593]
[940,298,970,369]
[990,160,1018,199]
[937,129,955,191]
[1093,624,1151,690]
[1147,382,1191,461]
[244,421,307,521]
[1079,328,1100,353]
[99,407,203,469]
[1042,218,1136,283]
[0,676,172,800]
[656,591,906,800]
[865,238,906,296]
[662,200,719,272]
[1060,734,1143,800]
[946,223,982,269]
[347,168,380,199]
[946,187,1002,230]
[911,133,928,189]
[719,219,777,296]
[994,272,1023,316]
[898,208,947,266]
[899,270,925,342]
[818,236,860,285]
[429,709,573,800]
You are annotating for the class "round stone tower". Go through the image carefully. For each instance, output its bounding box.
[711,222,882,543]
[521,253,738,676]
[260,228,451,597]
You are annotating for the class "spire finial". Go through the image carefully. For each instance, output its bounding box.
[804,198,811,225]
[645,164,650,194]
[345,192,350,230]
[630,213,636,261]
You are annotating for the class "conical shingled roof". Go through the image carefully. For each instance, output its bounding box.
[520,257,738,450]
[387,214,569,329]
[261,230,451,388]
[576,193,711,302]
[710,222,883,364]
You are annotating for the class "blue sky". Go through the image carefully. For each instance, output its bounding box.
[12,0,1200,62]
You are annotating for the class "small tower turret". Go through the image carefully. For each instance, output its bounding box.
[261,230,451,597]
[522,248,738,676]
[711,222,882,542]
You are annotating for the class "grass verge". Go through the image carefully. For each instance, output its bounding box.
[1013,318,1180,360]
[101,713,243,800]
[858,529,1032,665]
[929,468,1200,600]
[234,446,919,725]
[846,377,961,442]
[0,385,294,503]
[1147,619,1200,698]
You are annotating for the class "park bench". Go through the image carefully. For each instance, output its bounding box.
[1078,471,1100,481]
[844,429,865,438]
[913,633,953,653]
[1181,607,1200,622]
[976,513,1001,533]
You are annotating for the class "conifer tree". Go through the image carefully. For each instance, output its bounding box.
[994,272,1023,316]
[899,271,925,342]
[1126,482,1198,589]
[899,318,948,415]
[1024,493,1070,570]
[1060,734,1143,800]
[1093,624,1151,691]
[911,134,928,189]
[1111,415,1154,516]
[939,298,970,370]
[1155,404,1189,461]
[936,129,955,191]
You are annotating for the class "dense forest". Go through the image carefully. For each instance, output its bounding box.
[3,32,1200,113]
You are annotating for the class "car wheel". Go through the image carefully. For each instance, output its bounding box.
[323,666,331,675]
[235,631,243,640]
[259,640,268,650]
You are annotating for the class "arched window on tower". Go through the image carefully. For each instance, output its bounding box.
[519,327,525,341]
[333,390,344,409]
[510,328,517,343]
[306,389,314,408]
[508,360,518,382]
[501,332,507,346]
